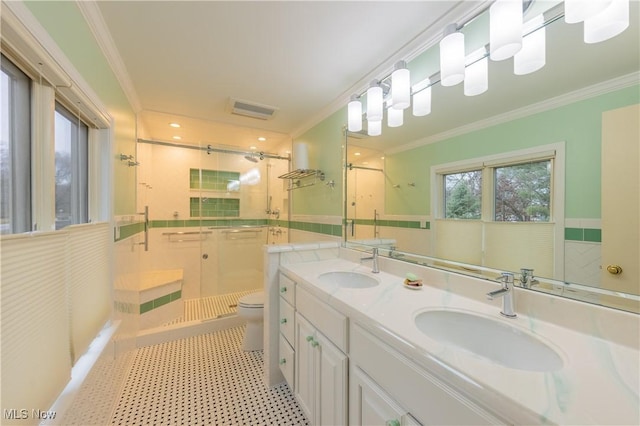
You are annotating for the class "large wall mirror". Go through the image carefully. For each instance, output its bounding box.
[343,1,639,313]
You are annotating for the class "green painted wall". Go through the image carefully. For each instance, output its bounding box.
[386,85,640,218]
[25,1,137,214]
[292,108,345,216]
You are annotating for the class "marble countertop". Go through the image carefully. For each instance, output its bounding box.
[281,257,639,425]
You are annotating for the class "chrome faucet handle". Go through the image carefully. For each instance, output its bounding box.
[500,272,515,286]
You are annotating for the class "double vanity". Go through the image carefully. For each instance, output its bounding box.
[264,243,639,425]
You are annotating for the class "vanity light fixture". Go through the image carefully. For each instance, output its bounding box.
[514,15,546,75]
[343,0,631,137]
[564,0,611,23]
[584,0,629,43]
[257,137,266,141]
[366,81,384,122]
[464,48,489,96]
[387,102,404,128]
[347,94,363,132]
[490,0,523,61]
[368,120,382,136]
[169,122,181,128]
[440,24,466,86]
[412,78,432,117]
[391,61,411,110]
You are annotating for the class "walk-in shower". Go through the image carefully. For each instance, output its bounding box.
[131,138,290,330]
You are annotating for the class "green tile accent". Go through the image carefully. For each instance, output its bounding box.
[140,301,154,314]
[584,228,602,243]
[115,222,145,242]
[190,197,240,218]
[154,294,171,308]
[190,168,240,191]
[565,227,584,241]
[170,290,182,302]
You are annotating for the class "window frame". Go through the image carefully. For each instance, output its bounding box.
[431,143,566,278]
[1,54,32,234]
[54,101,89,230]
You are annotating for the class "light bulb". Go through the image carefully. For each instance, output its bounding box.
[565,0,612,24]
[440,24,465,86]
[412,80,432,117]
[366,82,383,122]
[514,15,546,75]
[584,0,629,43]
[367,120,382,136]
[391,61,411,110]
[464,54,488,96]
[347,95,362,132]
[387,104,403,127]
[490,0,523,61]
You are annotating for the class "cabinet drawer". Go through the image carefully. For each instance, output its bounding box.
[279,334,295,388]
[279,296,295,346]
[296,285,347,352]
[279,273,296,305]
[351,322,505,426]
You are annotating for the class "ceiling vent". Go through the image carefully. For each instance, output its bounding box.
[228,98,278,120]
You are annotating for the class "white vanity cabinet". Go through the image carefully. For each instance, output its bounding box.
[294,286,348,426]
[351,365,421,426]
[278,273,296,388]
[350,322,507,426]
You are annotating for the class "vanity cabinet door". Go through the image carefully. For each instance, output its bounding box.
[350,365,421,426]
[317,329,348,426]
[295,312,348,426]
[295,313,316,421]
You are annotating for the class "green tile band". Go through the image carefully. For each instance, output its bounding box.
[139,290,182,314]
[347,218,429,230]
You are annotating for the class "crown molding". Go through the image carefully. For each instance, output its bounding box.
[386,72,640,155]
[1,0,111,127]
[76,1,142,113]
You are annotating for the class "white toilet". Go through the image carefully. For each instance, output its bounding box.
[237,291,265,351]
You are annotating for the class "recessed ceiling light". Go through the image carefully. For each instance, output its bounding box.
[169,123,181,128]
[354,152,361,156]
[363,162,369,165]
[173,136,181,140]
[257,137,266,142]
[250,146,257,150]
[381,156,385,160]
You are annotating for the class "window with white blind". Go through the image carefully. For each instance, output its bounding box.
[432,144,565,278]
[1,54,31,234]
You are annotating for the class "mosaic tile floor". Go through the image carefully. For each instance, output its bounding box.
[60,327,308,426]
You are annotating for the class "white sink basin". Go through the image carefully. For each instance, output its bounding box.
[414,310,563,372]
[318,271,379,288]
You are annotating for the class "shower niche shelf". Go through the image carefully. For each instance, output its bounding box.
[279,169,325,191]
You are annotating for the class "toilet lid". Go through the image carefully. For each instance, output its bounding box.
[238,291,264,307]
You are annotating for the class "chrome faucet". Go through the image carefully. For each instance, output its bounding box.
[486,272,517,318]
[361,247,380,273]
[520,268,538,288]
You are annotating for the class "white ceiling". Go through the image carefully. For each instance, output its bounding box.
[91,1,639,155]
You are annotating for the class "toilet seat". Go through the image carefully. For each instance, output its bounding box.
[238,291,264,308]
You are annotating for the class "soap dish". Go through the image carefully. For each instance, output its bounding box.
[403,281,423,290]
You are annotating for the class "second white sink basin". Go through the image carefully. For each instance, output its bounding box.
[318,271,379,288]
[414,310,563,372]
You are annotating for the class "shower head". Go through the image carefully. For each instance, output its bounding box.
[244,155,259,163]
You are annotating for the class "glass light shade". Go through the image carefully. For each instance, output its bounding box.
[440,30,465,86]
[391,63,411,110]
[584,0,629,43]
[565,0,612,24]
[347,97,363,132]
[514,15,546,75]
[490,0,523,61]
[367,119,382,136]
[366,84,383,121]
[387,105,403,127]
[412,81,431,117]
[464,57,488,96]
